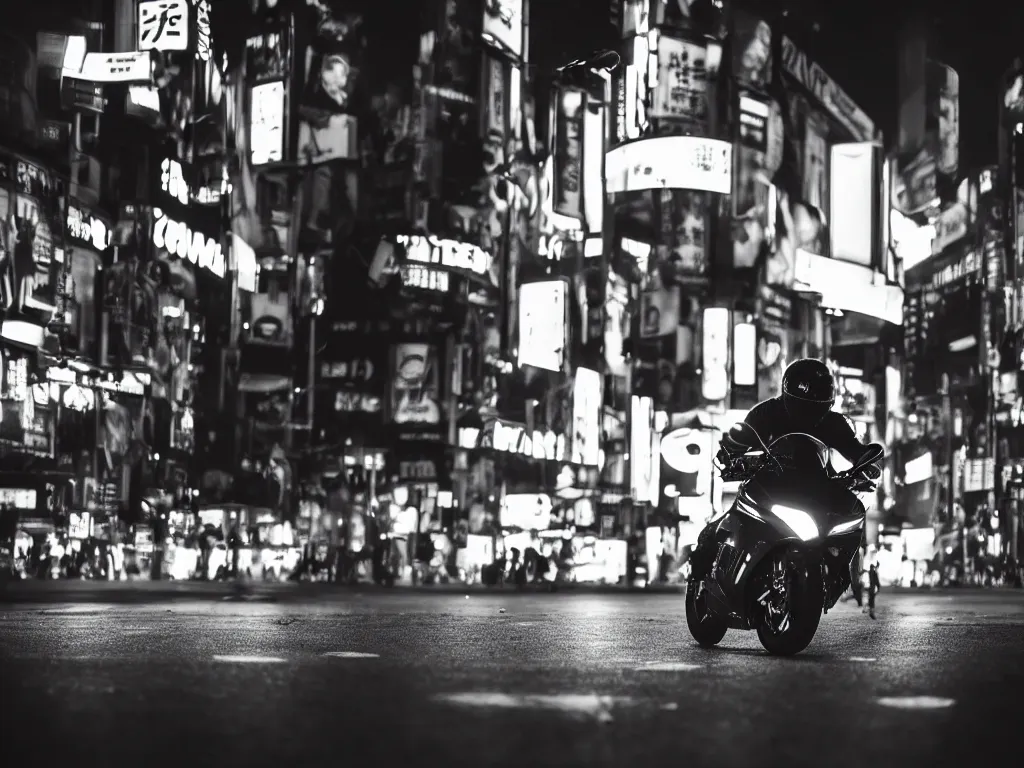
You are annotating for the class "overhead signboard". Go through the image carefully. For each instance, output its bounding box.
[605,136,732,195]
[62,51,154,84]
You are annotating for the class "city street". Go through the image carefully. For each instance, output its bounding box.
[1,587,1021,768]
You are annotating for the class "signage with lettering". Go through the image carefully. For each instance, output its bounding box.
[459,420,569,462]
[0,488,37,510]
[63,51,154,85]
[398,459,437,481]
[137,0,189,52]
[605,136,732,195]
[321,359,376,382]
[160,158,189,207]
[931,202,969,256]
[927,250,980,290]
[151,208,225,278]
[781,37,874,142]
[334,391,382,414]
[395,235,492,277]
[65,203,111,252]
[401,264,450,293]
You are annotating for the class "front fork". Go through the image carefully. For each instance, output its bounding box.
[756,556,793,634]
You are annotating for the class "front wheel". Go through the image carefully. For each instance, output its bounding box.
[686,579,728,647]
[754,556,824,656]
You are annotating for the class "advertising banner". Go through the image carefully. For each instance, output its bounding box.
[102,261,158,369]
[756,327,787,401]
[390,343,442,426]
[781,37,874,142]
[482,0,524,60]
[928,61,959,179]
[655,189,709,283]
[659,427,714,520]
[246,289,293,348]
[651,35,708,128]
[518,281,567,371]
[62,51,154,84]
[829,142,877,268]
[317,327,388,426]
[802,112,829,220]
[553,87,586,221]
[701,307,729,403]
[571,367,602,467]
[931,202,969,256]
[10,156,65,314]
[294,8,362,240]
[731,11,773,92]
[732,92,782,272]
[606,136,732,195]
[629,395,655,503]
[639,286,680,338]
[1002,64,1024,128]
[250,81,286,166]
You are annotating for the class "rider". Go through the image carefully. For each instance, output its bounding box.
[690,358,882,579]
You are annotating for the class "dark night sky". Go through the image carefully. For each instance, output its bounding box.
[806,0,1023,172]
[534,0,1024,173]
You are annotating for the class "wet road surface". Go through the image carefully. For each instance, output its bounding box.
[1,587,1021,768]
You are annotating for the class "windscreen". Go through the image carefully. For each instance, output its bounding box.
[768,433,830,472]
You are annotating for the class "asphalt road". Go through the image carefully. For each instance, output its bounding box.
[1,586,1022,768]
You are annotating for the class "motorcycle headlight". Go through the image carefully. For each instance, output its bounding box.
[771,504,819,541]
[828,518,864,537]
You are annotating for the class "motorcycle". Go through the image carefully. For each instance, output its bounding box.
[686,423,883,656]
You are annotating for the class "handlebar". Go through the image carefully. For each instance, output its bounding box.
[718,456,879,493]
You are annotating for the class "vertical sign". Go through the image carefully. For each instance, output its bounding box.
[553,87,585,221]
[651,35,708,127]
[701,307,730,402]
[137,0,190,52]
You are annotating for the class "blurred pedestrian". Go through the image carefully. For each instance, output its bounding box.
[866,560,880,620]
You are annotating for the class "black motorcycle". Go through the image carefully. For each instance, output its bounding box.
[686,423,883,656]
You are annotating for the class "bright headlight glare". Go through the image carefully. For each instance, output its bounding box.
[828,518,863,537]
[771,504,819,541]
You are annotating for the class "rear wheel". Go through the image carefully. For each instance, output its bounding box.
[686,579,728,647]
[754,553,824,656]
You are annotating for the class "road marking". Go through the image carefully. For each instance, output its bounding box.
[434,692,629,723]
[39,606,113,615]
[212,655,286,664]
[876,696,955,710]
[635,662,703,672]
[323,652,380,659]
[848,657,877,663]
[660,702,680,711]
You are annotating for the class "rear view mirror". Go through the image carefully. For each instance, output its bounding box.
[729,422,768,453]
[850,444,884,475]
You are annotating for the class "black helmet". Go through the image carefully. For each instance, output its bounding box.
[781,358,836,427]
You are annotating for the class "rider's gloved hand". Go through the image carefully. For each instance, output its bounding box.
[715,446,735,467]
[862,464,881,480]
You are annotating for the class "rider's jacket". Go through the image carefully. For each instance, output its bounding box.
[721,396,871,465]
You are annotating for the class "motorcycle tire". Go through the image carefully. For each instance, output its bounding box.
[755,561,824,656]
[685,579,728,647]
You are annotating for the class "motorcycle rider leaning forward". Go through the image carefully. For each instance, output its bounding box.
[689,358,883,581]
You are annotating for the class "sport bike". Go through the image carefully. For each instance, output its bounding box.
[686,423,883,656]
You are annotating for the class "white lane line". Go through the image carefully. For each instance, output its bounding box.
[39,606,113,615]
[635,662,703,672]
[848,657,877,663]
[660,702,680,711]
[212,654,287,664]
[323,651,380,659]
[434,692,630,723]
[877,696,955,710]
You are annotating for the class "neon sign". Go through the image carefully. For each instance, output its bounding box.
[152,208,225,278]
[396,234,491,276]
